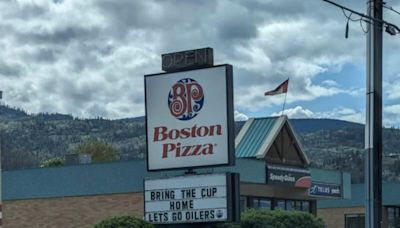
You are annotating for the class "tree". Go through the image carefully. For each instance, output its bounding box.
[244,209,324,228]
[94,215,153,228]
[75,139,119,163]
[218,209,324,228]
[40,157,64,168]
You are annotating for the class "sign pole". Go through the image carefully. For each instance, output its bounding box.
[281,92,287,116]
[365,0,383,227]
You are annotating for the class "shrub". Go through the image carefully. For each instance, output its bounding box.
[215,222,242,228]
[94,215,154,228]
[240,209,324,228]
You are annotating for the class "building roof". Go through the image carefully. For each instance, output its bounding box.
[318,182,400,208]
[235,117,278,158]
[235,116,310,166]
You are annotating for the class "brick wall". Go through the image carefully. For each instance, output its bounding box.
[318,207,364,228]
[3,193,144,228]
[318,207,392,228]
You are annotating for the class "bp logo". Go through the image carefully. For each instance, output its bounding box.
[168,78,204,120]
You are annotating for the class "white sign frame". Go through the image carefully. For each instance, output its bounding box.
[144,65,234,171]
[144,173,233,224]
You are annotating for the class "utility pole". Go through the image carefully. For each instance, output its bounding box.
[365,0,383,227]
[0,91,2,228]
[321,0,400,227]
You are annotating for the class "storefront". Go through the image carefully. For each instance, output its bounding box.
[234,116,350,216]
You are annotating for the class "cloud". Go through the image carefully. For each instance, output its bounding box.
[0,61,23,77]
[235,78,358,112]
[0,0,398,123]
[215,2,258,41]
[234,110,248,121]
[322,80,338,87]
[309,107,365,124]
[271,105,365,124]
[383,105,400,127]
[385,79,400,100]
[271,106,314,119]
[329,108,364,124]
[273,105,400,127]
[385,105,400,114]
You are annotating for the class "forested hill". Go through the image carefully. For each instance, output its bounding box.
[1,105,399,183]
[289,118,363,133]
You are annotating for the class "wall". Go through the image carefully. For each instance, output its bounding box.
[318,207,364,228]
[318,206,392,228]
[3,192,144,228]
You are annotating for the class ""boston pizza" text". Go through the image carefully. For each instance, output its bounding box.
[153,124,222,158]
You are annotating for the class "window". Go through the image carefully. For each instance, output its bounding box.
[251,197,272,210]
[240,196,247,212]
[302,201,310,213]
[345,214,365,228]
[252,198,260,209]
[276,200,286,209]
[286,200,294,210]
[274,199,311,212]
[293,201,302,211]
[246,197,312,213]
[387,206,400,228]
[259,199,271,209]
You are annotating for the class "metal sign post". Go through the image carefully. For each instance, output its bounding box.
[365,0,383,227]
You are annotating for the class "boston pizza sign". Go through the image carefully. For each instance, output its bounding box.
[145,65,234,170]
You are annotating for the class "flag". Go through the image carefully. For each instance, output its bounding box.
[264,79,289,96]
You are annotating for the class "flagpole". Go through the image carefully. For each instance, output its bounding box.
[281,78,289,116]
[281,91,287,116]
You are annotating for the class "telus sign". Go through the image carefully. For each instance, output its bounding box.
[145,65,234,171]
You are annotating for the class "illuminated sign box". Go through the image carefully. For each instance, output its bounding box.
[266,165,311,188]
[144,173,239,224]
[161,48,213,72]
[309,182,341,198]
[145,65,234,171]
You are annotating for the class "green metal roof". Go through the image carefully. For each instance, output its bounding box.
[235,117,279,158]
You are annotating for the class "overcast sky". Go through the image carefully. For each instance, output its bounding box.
[1,0,400,126]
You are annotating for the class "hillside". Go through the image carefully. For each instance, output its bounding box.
[0,104,29,120]
[295,125,400,183]
[1,105,399,182]
[0,105,146,170]
[289,118,363,133]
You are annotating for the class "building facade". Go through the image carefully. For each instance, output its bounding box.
[2,116,352,227]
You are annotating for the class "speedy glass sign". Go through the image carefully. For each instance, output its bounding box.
[145,65,234,171]
[144,173,230,224]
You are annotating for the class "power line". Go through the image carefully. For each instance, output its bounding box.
[340,8,370,36]
[366,0,400,16]
[383,4,400,16]
[322,0,400,35]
